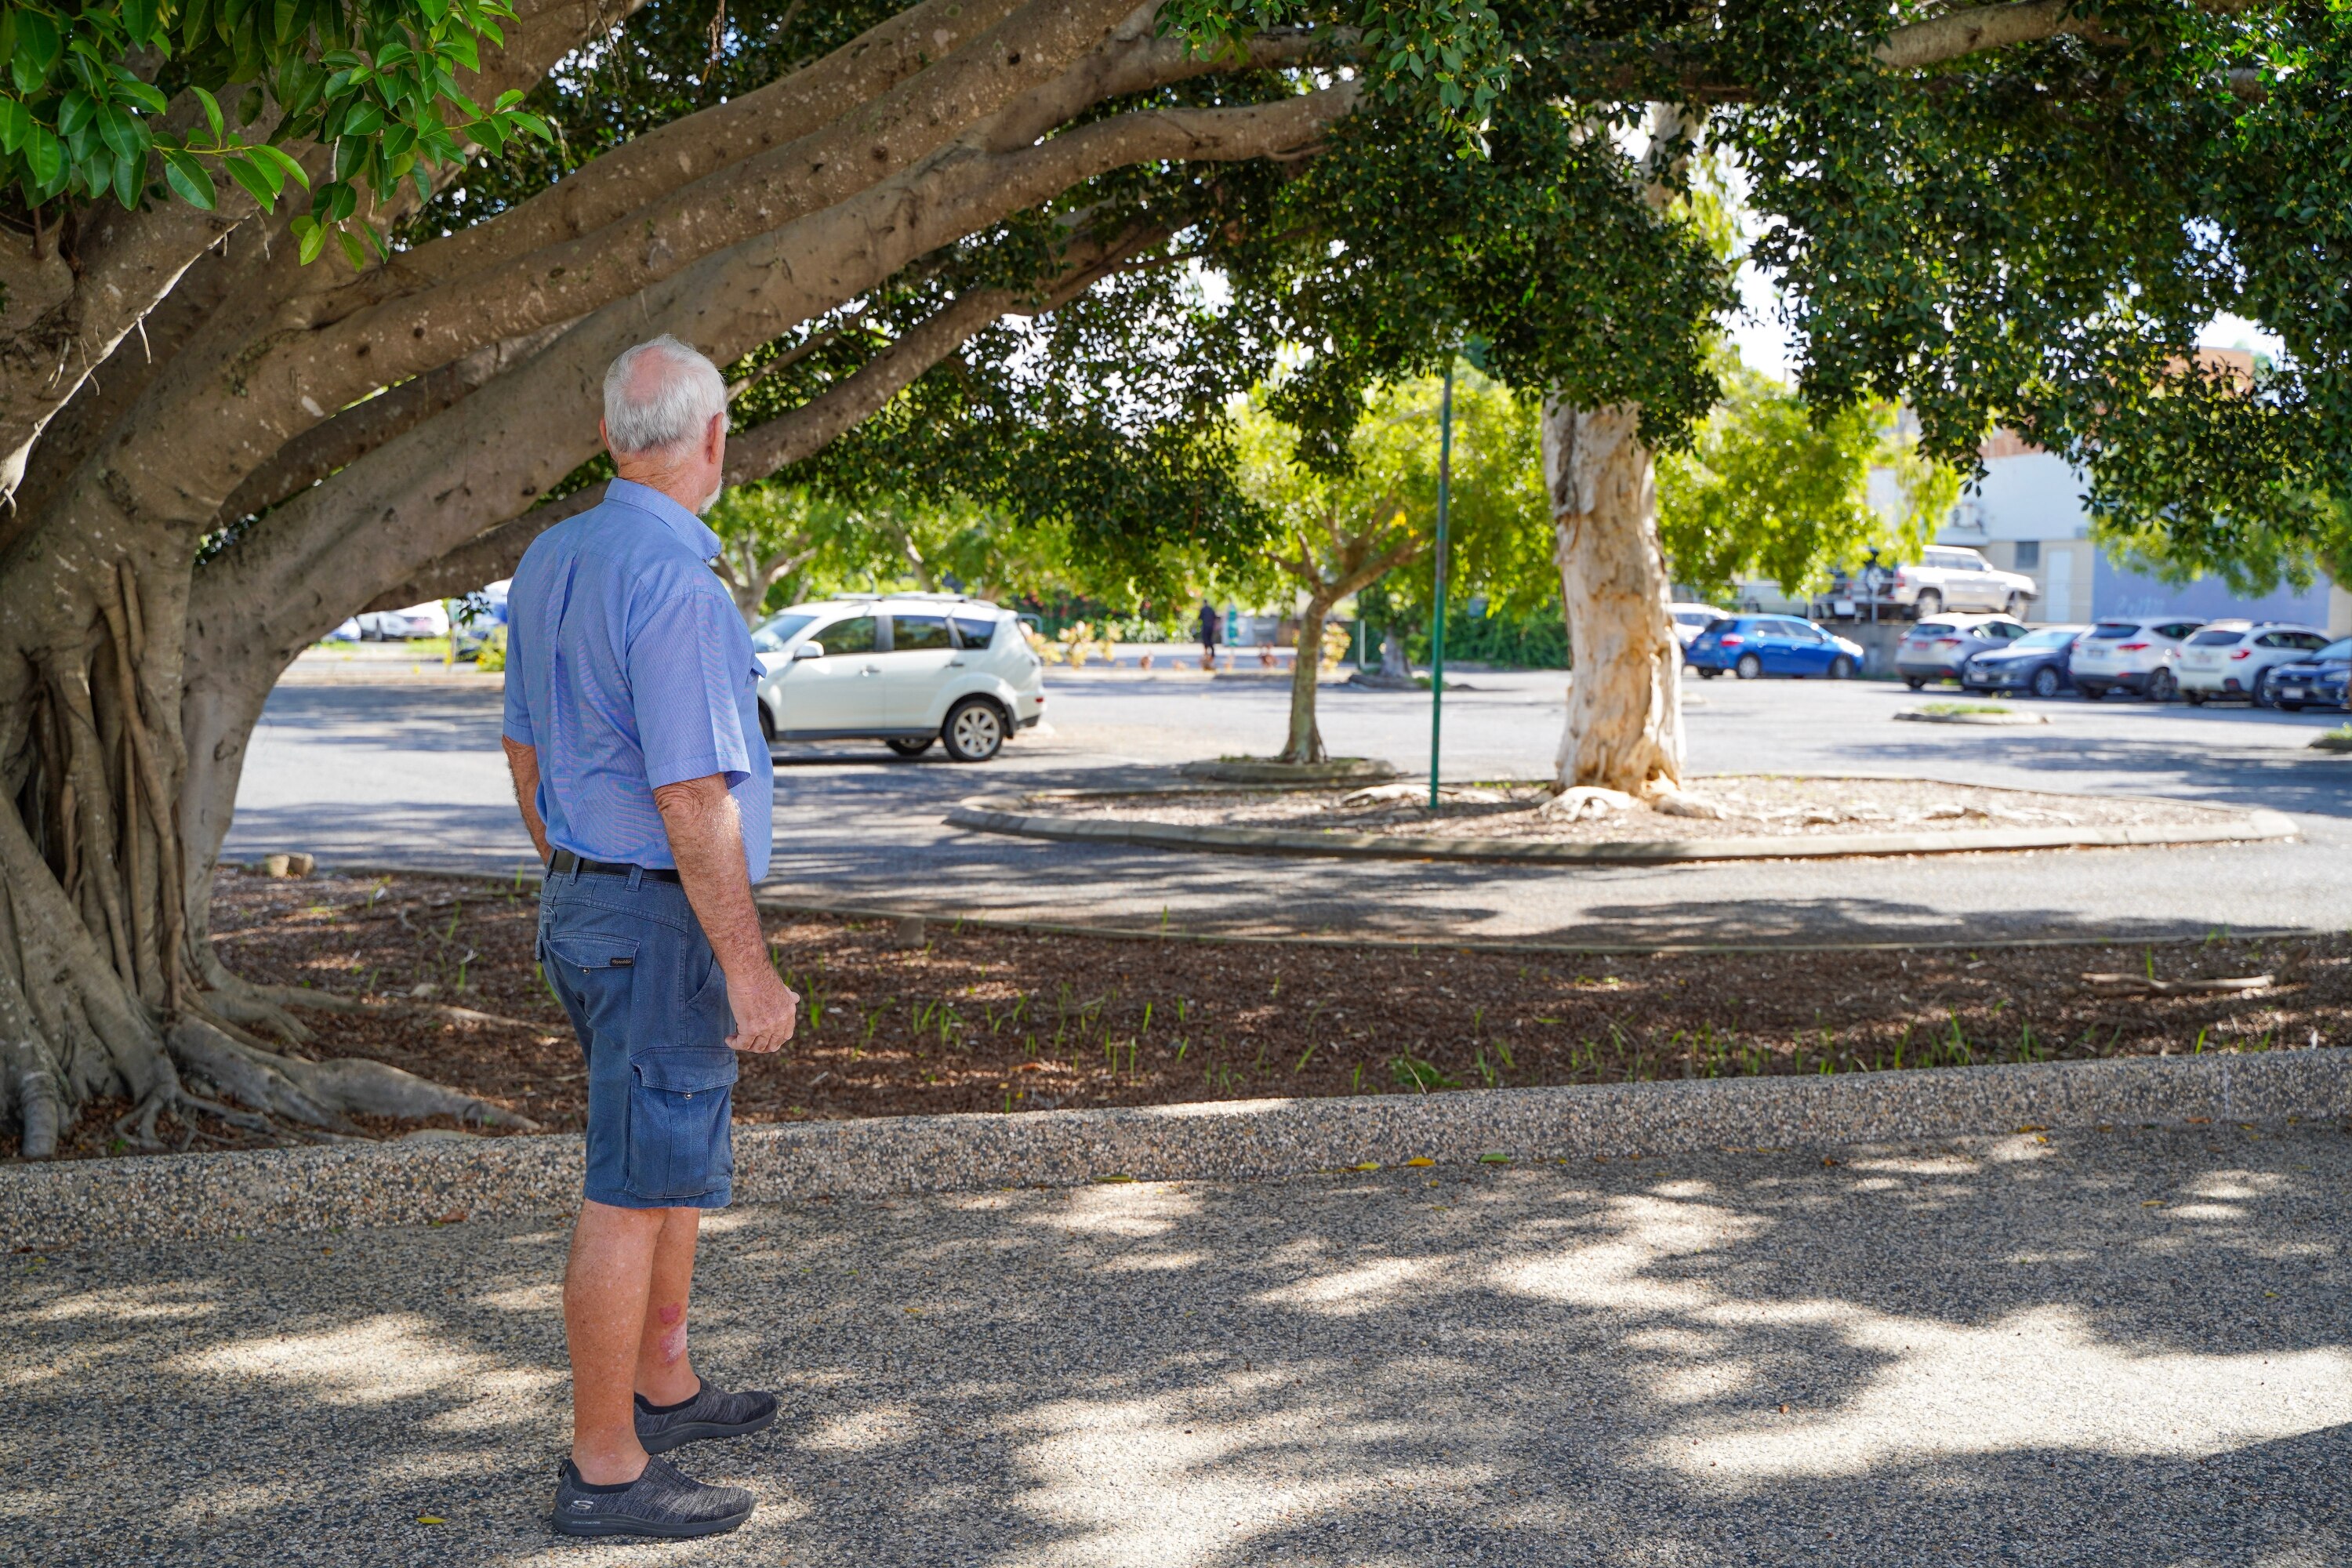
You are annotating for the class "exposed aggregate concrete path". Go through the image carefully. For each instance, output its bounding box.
[8,1122,2348,1566]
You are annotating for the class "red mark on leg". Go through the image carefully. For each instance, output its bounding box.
[657,1303,684,1327]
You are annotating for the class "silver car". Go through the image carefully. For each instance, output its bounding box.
[1895,614,2028,688]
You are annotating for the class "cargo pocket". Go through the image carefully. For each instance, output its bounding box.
[624,1047,738,1201]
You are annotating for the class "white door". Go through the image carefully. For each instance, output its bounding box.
[2041,548,2073,622]
[878,613,959,727]
[771,614,881,733]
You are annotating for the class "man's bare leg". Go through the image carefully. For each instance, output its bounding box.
[565,1200,681,1484]
[634,1208,703,1406]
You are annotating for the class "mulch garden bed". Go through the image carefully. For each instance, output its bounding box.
[1029,775,2240,842]
[8,869,2346,1162]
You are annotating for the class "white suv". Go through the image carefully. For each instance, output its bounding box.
[751,595,1044,761]
[1889,547,2039,619]
[2069,616,2204,702]
[2177,621,2336,706]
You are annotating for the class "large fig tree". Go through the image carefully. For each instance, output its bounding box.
[3,0,2344,1156]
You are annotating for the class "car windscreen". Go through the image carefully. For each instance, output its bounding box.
[2085,622,2140,640]
[1672,610,1716,626]
[951,615,999,648]
[750,612,819,654]
[2013,629,2077,649]
[2187,629,2245,647]
[2321,637,2352,662]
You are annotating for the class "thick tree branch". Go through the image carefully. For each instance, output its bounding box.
[365,216,1172,611]
[212,325,575,528]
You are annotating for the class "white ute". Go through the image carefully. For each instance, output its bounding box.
[751,594,1044,762]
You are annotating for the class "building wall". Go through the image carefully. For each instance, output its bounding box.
[1937,448,2339,629]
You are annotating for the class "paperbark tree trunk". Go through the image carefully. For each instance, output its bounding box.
[1278,593,1338,764]
[1541,398,1686,800]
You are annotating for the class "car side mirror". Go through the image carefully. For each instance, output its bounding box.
[792,642,825,660]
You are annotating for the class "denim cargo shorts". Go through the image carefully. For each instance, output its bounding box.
[538,866,738,1209]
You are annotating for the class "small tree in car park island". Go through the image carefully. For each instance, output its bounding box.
[3,0,2347,1156]
[1232,372,1546,765]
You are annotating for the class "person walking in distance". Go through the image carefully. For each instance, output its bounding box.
[1197,599,1221,672]
[502,334,799,1539]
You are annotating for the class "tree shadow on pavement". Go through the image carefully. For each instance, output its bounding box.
[5,1123,2347,1566]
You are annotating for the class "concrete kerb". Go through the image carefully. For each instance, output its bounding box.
[944,780,2297,866]
[5,1048,2346,1253]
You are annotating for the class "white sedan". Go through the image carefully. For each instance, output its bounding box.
[752,594,1044,761]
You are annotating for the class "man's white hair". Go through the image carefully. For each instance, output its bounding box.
[603,335,728,456]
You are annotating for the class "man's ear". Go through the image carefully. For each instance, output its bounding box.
[705,412,726,463]
[599,417,614,459]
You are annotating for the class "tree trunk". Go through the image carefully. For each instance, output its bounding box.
[0,542,535,1156]
[1277,594,1337,764]
[1541,398,1685,800]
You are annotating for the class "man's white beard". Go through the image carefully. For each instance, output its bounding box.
[695,479,723,515]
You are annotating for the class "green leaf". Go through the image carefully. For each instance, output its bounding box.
[110,146,136,208]
[14,11,60,85]
[96,103,145,170]
[192,85,225,140]
[221,151,278,210]
[0,98,27,155]
[23,124,61,187]
[115,78,169,115]
[162,148,217,208]
[416,0,449,20]
[335,225,368,270]
[339,101,384,140]
[441,32,478,73]
[56,90,94,141]
[292,214,326,263]
[250,141,310,189]
[122,0,162,48]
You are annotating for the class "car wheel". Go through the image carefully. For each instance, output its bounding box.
[757,703,778,745]
[1696,666,1719,680]
[886,736,935,757]
[2005,592,2028,619]
[2183,690,2205,706]
[942,697,1005,762]
[1829,655,1855,680]
[1734,653,1763,681]
[1913,590,1942,618]
[2031,666,2060,699]
[1904,677,1926,691]
[2278,698,2305,713]
[2145,667,2177,702]
[2252,671,2281,710]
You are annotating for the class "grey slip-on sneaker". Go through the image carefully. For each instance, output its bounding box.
[550,1455,754,1539]
[635,1378,780,1454]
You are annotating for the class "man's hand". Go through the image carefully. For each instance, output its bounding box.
[725,964,798,1054]
[652,773,795,1056]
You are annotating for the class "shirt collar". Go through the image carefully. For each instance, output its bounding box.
[605,477,721,562]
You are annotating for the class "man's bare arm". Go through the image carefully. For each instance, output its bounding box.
[652,773,797,1054]
[502,735,553,863]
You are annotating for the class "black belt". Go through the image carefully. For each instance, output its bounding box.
[548,849,681,884]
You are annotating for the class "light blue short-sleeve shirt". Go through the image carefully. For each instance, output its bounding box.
[502,479,772,880]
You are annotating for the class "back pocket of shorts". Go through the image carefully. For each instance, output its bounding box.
[624,1048,738,1201]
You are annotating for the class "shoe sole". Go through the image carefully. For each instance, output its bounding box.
[639,1405,779,1454]
[550,1503,753,1539]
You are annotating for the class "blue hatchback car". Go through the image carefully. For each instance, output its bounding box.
[1961,624,2089,698]
[1686,615,1867,680]
[2262,634,2352,711]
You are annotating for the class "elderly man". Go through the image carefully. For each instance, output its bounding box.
[502,334,799,1539]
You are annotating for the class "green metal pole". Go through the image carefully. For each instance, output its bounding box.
[1429,361,1454,811]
